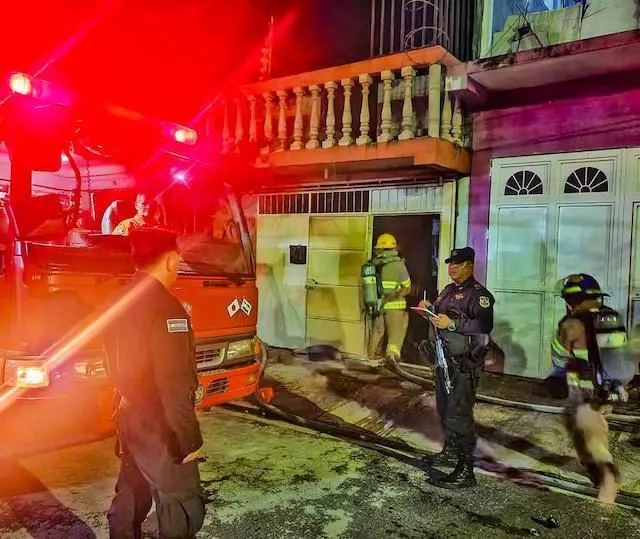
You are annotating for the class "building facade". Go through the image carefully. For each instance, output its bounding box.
[207,0,476,360]
[451,1,640,378]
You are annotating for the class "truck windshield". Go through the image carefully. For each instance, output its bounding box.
[10,182,253,278]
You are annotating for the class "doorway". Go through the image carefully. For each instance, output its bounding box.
[372,214,440,365]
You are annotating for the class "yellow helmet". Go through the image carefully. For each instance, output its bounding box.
[375,233,397,250]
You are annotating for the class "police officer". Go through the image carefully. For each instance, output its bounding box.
[553,273,635,504]
[367,233,411,362]
[103,228,205,539]
[418,246,494,489]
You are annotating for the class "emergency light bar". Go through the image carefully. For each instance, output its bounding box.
[5,72,198,146]
[7,71,73,106]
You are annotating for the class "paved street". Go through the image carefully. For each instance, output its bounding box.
[1,408,639,539]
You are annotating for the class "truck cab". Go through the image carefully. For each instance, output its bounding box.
[0,72,263,456]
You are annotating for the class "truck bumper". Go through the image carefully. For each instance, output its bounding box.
[0,376,114,459]
[196,360,261,410]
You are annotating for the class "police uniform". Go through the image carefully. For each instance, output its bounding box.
[425,247,494,489]
[103,229,205,539]
[552,273,635,504]
[367,233,411,361]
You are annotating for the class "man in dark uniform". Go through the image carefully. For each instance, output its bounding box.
[103,228,205,539]
[418,247,494,489]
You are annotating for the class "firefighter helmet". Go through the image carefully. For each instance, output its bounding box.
[559,273,609,300]
[375,233,397,250]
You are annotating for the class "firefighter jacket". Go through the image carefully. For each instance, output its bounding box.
[374,250,411,311]
[552,306,632,402]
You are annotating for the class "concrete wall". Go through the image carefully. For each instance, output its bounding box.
[469,75,640,282]
[485,0,639,57]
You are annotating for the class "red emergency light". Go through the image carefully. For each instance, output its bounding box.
[6,71,73,106]
[9,72,33,96]
[171,126,198,146]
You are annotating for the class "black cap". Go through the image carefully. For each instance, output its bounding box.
[445,246,475,265]
[129,227,178,266]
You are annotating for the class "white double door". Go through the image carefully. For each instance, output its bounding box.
[487,149,640,379]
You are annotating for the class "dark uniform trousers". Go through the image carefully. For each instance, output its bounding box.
[107,408,205,539]
[429,276,494,461]
[108,406,205,539]
[435,359,481,458]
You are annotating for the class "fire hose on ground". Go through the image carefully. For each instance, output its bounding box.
[384,357,640,433]
[219,341,640,512]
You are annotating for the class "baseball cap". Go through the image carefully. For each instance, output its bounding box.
[129,227,179,266]
[445,246,475,265]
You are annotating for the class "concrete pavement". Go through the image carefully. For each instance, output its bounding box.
[264,356,640,497]
[1,408,639,538]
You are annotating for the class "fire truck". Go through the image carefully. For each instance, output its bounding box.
[0,72,264,456]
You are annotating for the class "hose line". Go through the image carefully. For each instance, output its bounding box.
[224,342,640,511]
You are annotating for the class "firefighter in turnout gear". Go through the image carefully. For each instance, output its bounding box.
[419,247,494,489]
[366,233,411,362]
[552,273,635,504]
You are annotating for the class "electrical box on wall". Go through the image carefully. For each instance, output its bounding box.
[289,245,307,265]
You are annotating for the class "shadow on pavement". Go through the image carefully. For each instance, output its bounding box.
[281,365,576,469]
[0,459,96,539]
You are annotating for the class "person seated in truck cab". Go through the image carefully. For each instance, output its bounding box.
[111,193,160,236]
[210,203,239,241]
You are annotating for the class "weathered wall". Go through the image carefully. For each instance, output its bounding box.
[469,75,640,282]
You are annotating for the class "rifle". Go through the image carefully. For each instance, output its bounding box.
[411,305,453,394]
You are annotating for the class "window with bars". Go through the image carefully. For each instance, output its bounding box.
[310,190,370,213]
[258,190,370,214]
[259,193,310,214]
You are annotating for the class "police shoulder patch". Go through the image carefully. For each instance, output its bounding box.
[479,296,491,308]
[167,318,189,333]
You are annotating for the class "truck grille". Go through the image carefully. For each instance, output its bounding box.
[205,378,230,396]
[195,343,225,370]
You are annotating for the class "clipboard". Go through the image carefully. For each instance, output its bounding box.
[410,306,437,319]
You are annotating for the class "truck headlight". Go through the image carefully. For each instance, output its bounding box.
[5,360,49,388]
[226,339,255,361]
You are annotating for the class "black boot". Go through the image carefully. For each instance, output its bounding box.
[429,457,476,489]
[422,440,458,467]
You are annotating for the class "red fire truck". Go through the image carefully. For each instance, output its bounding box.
[0,72,265,456]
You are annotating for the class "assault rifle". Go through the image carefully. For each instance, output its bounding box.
[411,306,453,394]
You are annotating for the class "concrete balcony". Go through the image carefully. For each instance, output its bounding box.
[215,46,471,185]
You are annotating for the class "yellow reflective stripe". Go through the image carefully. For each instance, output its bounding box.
[386,344,401,357]
[400,278,411,288]
[573,348,589,361]
[384,300,406,310]
[551,335,570,356]
[563,286,582,294]
[596,332,627,348]
[567,372,594,389]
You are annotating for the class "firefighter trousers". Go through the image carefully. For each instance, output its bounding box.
[368,309,408,359]
[435,361,481,459]
[566,402,620,504]
[108,414,206,539]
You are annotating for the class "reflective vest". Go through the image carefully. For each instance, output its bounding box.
[552,306,633,399]
[378,253,411,311]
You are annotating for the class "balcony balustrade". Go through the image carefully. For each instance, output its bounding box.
[212,46,470,176]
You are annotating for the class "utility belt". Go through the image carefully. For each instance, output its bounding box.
[418,340,483,372]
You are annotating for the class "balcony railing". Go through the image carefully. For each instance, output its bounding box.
[214,46,469,170]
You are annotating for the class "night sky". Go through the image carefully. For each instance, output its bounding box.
[1,1,372,126]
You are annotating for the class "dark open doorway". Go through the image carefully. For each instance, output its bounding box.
[372,214,440,365]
